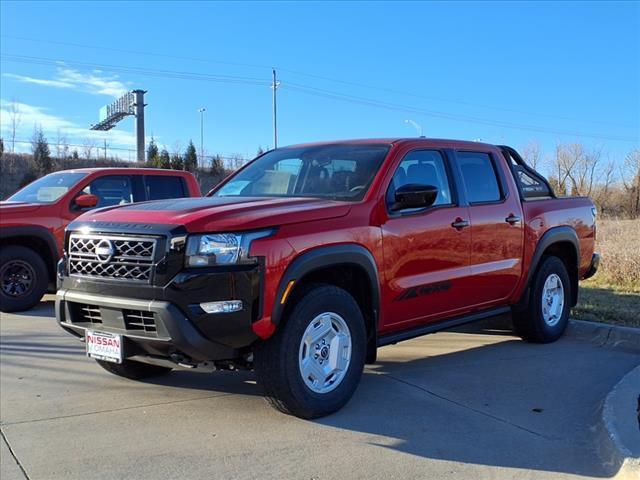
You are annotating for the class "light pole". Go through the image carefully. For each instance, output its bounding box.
[404,119,423,137]
[272,68,280,149]
[198,108,206,167]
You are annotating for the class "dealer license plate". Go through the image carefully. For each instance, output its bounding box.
[86,330,123,364]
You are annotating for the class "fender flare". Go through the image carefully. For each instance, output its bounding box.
[0,226,59,281]
[271,243,381,328]
[520,226,580,307]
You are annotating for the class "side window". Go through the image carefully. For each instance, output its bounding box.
[145,176,187,200]
[387,150,453,211]
[457,152,502,203]
[82,175,134,207]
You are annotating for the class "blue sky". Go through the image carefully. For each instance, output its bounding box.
[1,1,638,169]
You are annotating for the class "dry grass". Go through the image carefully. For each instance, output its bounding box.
[571,219,640,327]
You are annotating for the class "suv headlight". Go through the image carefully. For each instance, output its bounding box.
[185,230,273,267]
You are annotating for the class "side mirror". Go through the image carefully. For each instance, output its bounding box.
[392,184,438,211]
[74,194,99,209]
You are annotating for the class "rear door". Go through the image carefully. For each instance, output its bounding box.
[380,148,473,330]
[454,150,524,306]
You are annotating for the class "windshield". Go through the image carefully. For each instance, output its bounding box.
[6,172,87,204]
[213,144,390,201]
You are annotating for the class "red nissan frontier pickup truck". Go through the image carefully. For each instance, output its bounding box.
[55,139,599,418]
[0,168,200,312]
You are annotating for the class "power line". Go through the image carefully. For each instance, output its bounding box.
[1,33,628,128]
[2,53,638,143]
[283,82,639,142]
[0,54,271,86]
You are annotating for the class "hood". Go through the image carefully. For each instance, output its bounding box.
[0,201,42,215]
[75,196,352,232]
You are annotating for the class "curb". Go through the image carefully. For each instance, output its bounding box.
[598,365,640,479]
[566,319,640,353]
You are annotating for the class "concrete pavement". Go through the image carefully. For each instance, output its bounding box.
[1,298,638,480]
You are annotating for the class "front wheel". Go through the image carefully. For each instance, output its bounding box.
[254,285,366,419]
[513,256,571,343]
[0,246,48,313]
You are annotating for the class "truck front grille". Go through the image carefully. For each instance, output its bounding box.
[68,234,157,283]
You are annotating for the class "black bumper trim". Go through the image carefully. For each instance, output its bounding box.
[56,289,241,362]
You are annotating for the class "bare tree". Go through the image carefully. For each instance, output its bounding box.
[522,140,542,170]
[82,139,97,160]
[8,99,21,154]
[621,148,640,218]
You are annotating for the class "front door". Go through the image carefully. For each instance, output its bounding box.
[381,149,472,331]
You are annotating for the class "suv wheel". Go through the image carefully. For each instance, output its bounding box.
[0,246,48,313]
[254,285,366,419]
[513,256,571,343]
[95,359,172,379]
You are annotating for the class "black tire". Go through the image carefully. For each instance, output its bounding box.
[254,284,366,419]
[513,256,571,343]
[0,245,48,313]
[95,359,172,379]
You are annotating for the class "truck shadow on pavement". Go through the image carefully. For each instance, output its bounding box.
[2,303,635,477]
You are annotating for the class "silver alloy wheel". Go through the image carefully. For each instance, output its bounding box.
[541,273,564,326]
[298,312,352,394]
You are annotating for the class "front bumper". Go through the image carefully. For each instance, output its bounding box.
[582,252,600,280]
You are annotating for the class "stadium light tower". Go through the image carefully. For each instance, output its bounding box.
[90,90,147,163]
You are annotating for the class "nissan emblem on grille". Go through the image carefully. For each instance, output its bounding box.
[68,233,157,283]
[94,239,115,263]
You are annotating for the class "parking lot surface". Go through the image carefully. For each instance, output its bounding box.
[1,297,638,480]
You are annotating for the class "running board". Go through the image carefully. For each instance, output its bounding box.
[377,306,511,347]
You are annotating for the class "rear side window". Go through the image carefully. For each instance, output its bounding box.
[145,176,186,200]
[457,152,502,203]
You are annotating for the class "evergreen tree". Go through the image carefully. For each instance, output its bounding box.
[170,153,184,170]
[210,154,225,177]
[184,140,197,172]
[0,138,4,158]
[31,126,52,175]
[146,137,159,166]
[71,150,79,160]
[158,148,171,169]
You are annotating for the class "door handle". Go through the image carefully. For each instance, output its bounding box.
[451,218,470,230]
[505,214,521,225]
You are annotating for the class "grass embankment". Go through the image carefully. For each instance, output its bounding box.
[570,219,640,327]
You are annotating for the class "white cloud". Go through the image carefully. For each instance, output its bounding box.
[3,67,129,98]
[3,73,75,89]
[0,99,137,155]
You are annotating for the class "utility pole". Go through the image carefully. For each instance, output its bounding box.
[272,68,280,149]
[198,108,206,168]
[103,139,107,159]
[132,90,146,163]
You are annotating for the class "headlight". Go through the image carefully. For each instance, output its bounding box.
[185,230,273,266]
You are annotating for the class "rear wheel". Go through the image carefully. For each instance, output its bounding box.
[254,285,366,419]
[0,246,48,313]
[513,256,571,343]
[95,359,172,380]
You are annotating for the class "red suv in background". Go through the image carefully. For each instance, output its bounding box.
[0,168,201,312]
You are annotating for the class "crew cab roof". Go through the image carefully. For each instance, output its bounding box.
[51,167,194,175]
[282,138,499,150]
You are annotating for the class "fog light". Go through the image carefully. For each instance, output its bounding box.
[200,300,243,314]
